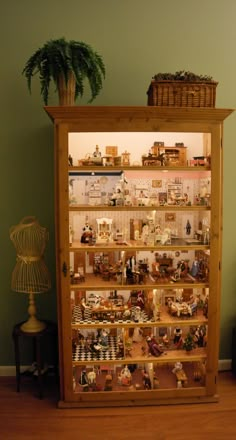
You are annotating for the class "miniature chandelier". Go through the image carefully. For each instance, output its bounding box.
[10,216,51,333]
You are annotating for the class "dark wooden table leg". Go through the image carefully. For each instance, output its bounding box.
[12,321,57,398]
[35,336,43,399]
[12,331,21,392]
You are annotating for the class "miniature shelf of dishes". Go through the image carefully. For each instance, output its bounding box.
[45,106,233,408]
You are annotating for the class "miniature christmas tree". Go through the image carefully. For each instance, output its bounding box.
[183,332,195,352]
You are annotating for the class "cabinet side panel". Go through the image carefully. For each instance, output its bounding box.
[206,124,222,395]
[55,123,73,401]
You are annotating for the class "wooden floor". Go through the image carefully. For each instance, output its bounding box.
[1,371,236,440]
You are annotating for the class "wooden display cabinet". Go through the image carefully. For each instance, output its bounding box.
[45,106,233,408]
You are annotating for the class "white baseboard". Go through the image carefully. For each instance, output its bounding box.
[0,366,29,376]
[0,360,232,377]
[218,359,232,371]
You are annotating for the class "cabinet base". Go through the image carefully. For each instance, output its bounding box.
[58,394,219,408]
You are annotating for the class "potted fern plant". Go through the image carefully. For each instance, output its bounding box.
[22,37,106,105]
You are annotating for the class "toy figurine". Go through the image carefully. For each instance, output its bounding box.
[203,294,208,317]
[68,154,73,166]
[185,220,191,235]
[79,369,89,390]
[93,145,101,157]
[87,368,96,385]
[162,333,169,347]
[142,370,152,389]
[117,337,124,358]
[171,260,188,281]
[172,361,183,374]
[69,225,74,245]
[132,327,143,343]
[130,256,136,272]
[132,306,142,322]
[110,188,124,206]
[137,290,145,310]
[90,340,102,356]
[194,325,206,347]
[99,328,109,350]
[173,327,183,348]
[146,335,164,357]
[73,376,76,391]
[188,294,199,315]
[120,365,132,385]
[190,259,199,277]
[81,220,93,243]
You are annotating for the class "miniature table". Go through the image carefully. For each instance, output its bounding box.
[12,320,58,398]
[91,306,125,321]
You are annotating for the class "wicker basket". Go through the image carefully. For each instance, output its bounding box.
[147,80,218,107]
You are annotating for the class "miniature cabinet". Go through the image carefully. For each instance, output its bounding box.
[45,106,233,408]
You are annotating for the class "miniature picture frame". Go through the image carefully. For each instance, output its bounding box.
[152,180,162,188]
[165,212,176,222]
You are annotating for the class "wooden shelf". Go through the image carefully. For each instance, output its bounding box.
[69,204,211,212]
[70,239,210,252]
[72,347,207,367]
[70,274,208,290]
[69,165,211,172]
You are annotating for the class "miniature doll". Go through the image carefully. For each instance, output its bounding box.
[203,294,208,318]
[99,328,109,350]
[172,361,183,374]
[120,365,132,385]
[137,290,145,310]
[93,145,101,157]
[81,222,93,244]
[194,325,206,347]
[68,154,73,166]
[173,327,183,348]
[185,220,191,235]
[146,335,164,357]
[172,260,188,281]
[87,369,96,385]
[133,306,142,322]
[117,337,124,358]
[132,327,143,343]
[141,223,149,243]
[162,333,169,347]
[142,370,152,389]
[191,259,199,277]
[130,256,136,272]
[79,369,89,390]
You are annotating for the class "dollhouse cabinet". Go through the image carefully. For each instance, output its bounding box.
[45,106,233,408]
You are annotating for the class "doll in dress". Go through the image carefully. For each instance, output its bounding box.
[132,327,143,343]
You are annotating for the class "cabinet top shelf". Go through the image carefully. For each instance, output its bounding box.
[45,106,234,124]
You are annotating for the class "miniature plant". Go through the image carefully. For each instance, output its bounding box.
[22,37,106,105]
[183,332,195,352]
[152,71,214,82]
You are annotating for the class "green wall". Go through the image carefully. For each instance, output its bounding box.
[1,0,236,365]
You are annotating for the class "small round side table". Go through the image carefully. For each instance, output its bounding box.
[12,320,58,399]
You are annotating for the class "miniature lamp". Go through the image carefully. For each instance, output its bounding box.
[10,216,51,333]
